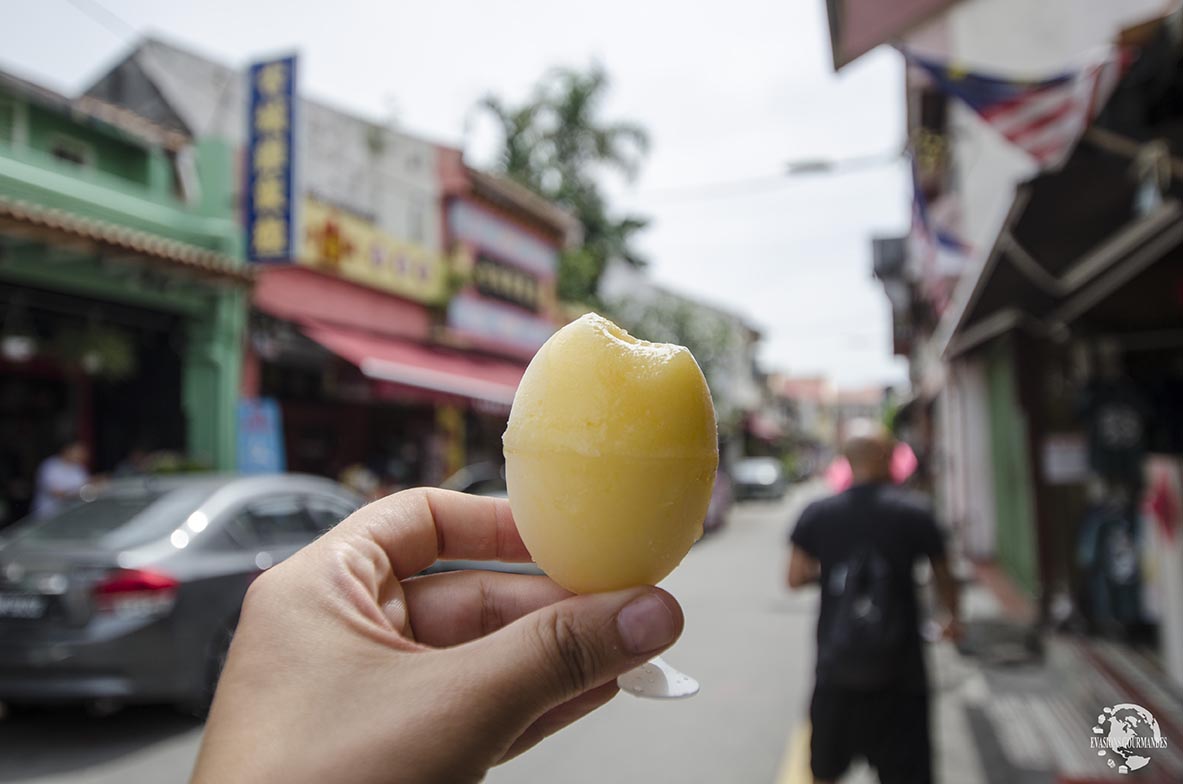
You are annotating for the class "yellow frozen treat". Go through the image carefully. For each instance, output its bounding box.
[503,312,718,594]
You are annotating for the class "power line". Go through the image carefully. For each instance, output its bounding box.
[632,151,904,205]
[636,174,792,204]
[63,0,137,40]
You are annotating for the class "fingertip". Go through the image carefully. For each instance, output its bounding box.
[616,588,683,656]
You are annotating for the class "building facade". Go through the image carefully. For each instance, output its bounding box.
[0,67,248,524]
[829,0,1183,686]
[86,39,574,488]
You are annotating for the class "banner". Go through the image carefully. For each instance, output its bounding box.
[245,55,297,262]
[298,195,448,304]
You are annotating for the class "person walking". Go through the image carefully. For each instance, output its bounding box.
[786,420,961,784]
[31,440,91,519]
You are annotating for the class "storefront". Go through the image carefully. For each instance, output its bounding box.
[0,204,248,522]
[437,147,577,470]
[0,70,247,526]
[942,97,1183,684]
[246,263,529,489]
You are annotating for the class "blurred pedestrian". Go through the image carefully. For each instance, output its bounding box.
[786,420,960,784]
[191,488,682,783]
[31,440,91,519]
[823,439,918,493]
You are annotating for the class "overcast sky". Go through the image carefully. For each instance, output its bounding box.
[5,0,910,388]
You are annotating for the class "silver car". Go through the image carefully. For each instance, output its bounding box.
[0,474,361,714]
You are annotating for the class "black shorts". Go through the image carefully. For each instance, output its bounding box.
[809,686,932,784]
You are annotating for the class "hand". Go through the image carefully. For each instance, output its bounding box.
[191,488,684,784]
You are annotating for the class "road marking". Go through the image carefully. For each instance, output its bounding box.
[775,722,811,784]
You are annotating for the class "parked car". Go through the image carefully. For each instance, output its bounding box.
[0,473,362,714]
[702,469,734,534]
[732,457,787,501]
[439,461,507,498]
[431,463,538,576]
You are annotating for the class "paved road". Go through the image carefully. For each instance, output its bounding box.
[0,488,819,784]
[490,490,819,784]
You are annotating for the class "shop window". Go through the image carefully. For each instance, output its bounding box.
[50,135,93,168]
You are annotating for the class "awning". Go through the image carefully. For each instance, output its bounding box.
[299,321,525,408]
[0,195,250,283]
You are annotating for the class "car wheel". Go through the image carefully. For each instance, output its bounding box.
[177,616,237,718]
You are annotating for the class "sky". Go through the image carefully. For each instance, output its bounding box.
[4,0,910,388]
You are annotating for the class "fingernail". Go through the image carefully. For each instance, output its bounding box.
[617,592,677,655]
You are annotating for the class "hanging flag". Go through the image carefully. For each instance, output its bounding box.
[911,164,971,277]
[910,160,972,314]
[906,47,1131,169]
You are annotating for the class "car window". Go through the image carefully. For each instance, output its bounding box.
[5,487,209,549]
[467,478,507,496]
[305,495,358,532]
[237,495,317,546]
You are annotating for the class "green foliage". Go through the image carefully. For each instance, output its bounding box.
[479,63,650,303]
[557,247,602,305]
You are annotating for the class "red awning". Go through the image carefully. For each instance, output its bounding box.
[299,321,525,408]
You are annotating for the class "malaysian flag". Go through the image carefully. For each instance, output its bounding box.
[908,48,1130,169]
[911,168,971,276]
[911,161,972,314]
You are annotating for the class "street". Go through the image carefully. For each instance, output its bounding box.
[490,490,817,784]
[0,489,818,784]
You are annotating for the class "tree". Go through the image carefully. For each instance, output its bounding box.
[479,63,650,303]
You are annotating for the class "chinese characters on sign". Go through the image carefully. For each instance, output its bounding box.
[298,196,448,304]
[245,56,297,262]
[473,254,540,311]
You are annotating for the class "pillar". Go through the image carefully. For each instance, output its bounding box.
[183,286,246,470]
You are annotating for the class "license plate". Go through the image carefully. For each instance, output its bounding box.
[0,592,47,619]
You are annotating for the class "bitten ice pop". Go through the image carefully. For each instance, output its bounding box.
[503,313,719,594]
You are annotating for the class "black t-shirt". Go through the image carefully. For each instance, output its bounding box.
[789,483,946,692]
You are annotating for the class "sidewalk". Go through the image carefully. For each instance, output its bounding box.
[942,569,1183,784]
[775,568,1183,783]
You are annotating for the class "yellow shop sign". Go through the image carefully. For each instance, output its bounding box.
[298,196,447,304]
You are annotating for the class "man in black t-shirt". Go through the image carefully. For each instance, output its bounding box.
[787,421,960,784]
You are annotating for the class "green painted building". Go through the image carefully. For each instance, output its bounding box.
[0,68,249,523]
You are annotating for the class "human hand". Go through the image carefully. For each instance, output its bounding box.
[190,488,684,784]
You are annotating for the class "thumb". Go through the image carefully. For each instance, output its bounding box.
[473,586,684,718]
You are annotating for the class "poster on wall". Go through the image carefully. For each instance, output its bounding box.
[245,55,297,262]
[237,398,286,474]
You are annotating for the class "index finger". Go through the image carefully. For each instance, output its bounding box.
[335,488,533,580]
